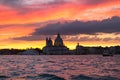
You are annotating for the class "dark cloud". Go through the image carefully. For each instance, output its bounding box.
[0,0,67,14]
[13,35,45,41]
[0,0,65,8]
[64,36,102,42]
[84,0,109,5]
[32,16,120,35]
[0,0,112,9]
[0,0,114,14]
[11,16,120,41]
[0,0,22,8]
[12,34,120,42]
[13,35,56,41]
[65,36,120,42]
[47,0,111,5]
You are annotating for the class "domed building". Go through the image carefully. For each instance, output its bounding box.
[46,37,53,47]
[43,34,69,54]
[54,33,64,46]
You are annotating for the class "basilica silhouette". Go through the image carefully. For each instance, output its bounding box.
[43,33,69,54]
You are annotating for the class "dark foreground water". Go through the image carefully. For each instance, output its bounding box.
[0,55,120,80]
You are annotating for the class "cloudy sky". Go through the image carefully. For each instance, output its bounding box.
[0,0,120,49]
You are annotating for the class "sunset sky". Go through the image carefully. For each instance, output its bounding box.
[0,0,120,49]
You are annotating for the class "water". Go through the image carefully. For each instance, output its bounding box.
[0,55,120,80]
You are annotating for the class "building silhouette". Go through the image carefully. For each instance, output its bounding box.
[43,33,69,54]
[76,43,86,54]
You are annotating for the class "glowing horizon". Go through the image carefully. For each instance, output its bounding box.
[0,0,120,49]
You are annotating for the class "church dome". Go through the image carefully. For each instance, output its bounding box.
[54,33,64,46]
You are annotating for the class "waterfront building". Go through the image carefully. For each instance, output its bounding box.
[20,49,39,55]
[43,33,69,54]
[76,43,85,54]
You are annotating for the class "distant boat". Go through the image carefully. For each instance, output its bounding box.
[103,50,113,56]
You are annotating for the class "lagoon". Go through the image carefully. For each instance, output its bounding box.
[0,55,120,80]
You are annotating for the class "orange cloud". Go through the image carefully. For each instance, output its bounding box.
[0,26,35,40]
[0,0,119,25]
[0,0,119,49]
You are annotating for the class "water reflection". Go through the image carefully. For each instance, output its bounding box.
[0,55,120,80]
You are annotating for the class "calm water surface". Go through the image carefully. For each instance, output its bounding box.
[0,55,120,80]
